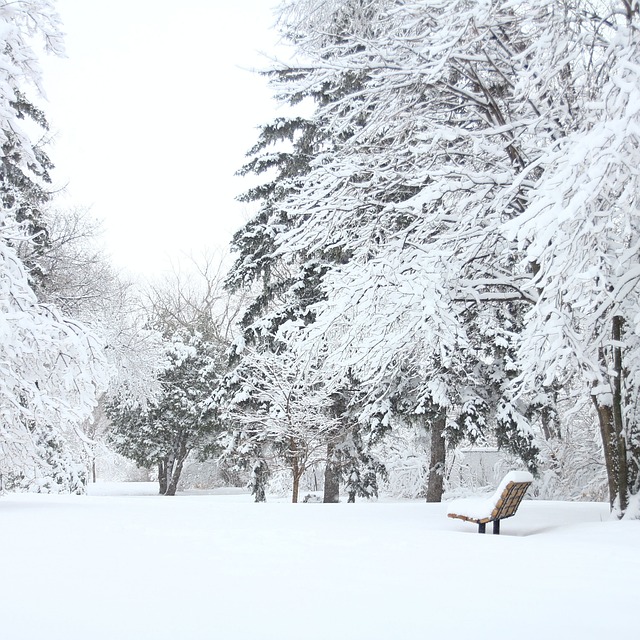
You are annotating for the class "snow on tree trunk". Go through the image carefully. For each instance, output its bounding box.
[591,316,631,512]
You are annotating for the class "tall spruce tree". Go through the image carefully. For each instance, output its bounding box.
[224,63,357,501]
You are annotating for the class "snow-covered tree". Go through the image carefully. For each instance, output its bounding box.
[106,258,238,495]
[221,344,342,502]
[0,1,62,283]
[226,18,420,502]
[509,0,640,515]
[227,0,640,514]
[253,0,565,492]
[230,0,640,511]
[107,327,221,495]
[0,1,108,489]
[11,204,168,481]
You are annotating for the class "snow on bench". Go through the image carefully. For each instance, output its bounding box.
[447,471,534,534]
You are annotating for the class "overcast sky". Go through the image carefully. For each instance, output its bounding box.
[42,0,283,277]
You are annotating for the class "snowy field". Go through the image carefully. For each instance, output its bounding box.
[1,484,637,640]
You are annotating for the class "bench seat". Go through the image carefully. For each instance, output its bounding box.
[447,471,533,534]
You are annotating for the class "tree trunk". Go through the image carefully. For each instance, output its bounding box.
[323,442,340,503]
[165,463,180,496]
[594,398,629,514]
[426,409,447,502]
[611,315,629,514]
[158,461,168,495]
[628,432,640,504]
[165,442,189,497]
[163,454,176,495]
[593,316,630,515]
[592,396,618,509]
[292,470,301,503]
[252,459,268,502]
[540,394,561,441]
[165,478,178,496]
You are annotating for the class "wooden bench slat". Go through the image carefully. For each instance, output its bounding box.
[447,472,533,534]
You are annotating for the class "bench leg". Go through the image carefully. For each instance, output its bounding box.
[478,522,486,534]
[493,520,500,535]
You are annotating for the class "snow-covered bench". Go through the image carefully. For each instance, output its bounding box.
[447,471,534,534]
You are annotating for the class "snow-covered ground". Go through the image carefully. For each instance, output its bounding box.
[1,484,637,640]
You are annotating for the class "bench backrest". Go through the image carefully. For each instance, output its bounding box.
[491,481,532,521]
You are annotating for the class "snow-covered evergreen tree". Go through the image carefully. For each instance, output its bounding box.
[224,54,385,502]
[0,1,108,491]
[106,258,238,494]
[107,327,222,495]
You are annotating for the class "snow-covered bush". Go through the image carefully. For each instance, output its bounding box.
[1,426,86,495]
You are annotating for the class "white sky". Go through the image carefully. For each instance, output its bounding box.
[41,0,284,277]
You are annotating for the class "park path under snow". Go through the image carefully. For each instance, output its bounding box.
[0,483,637,640]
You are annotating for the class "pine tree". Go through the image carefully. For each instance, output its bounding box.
[224,6,431,501]
[224,66,353,501]
[0,2,63,286]
[107,327,222,495]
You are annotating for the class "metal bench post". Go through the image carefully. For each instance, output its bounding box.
[493,519,500,535]
[478,522,486,534]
